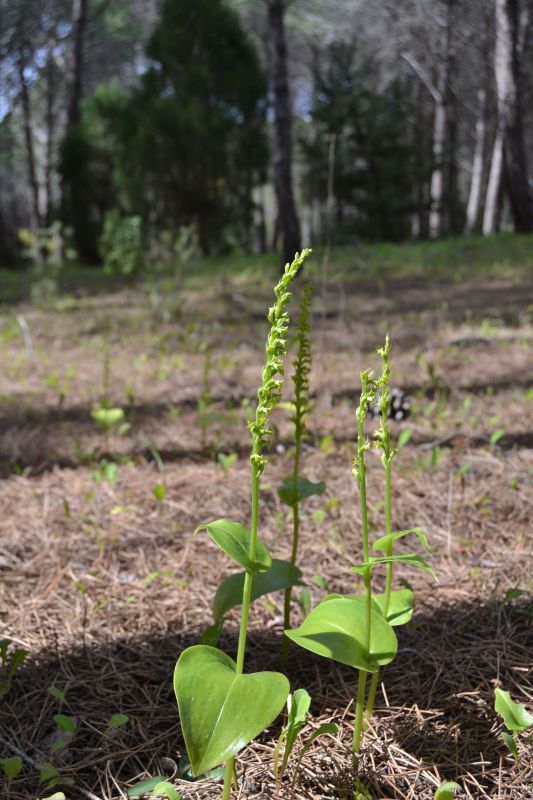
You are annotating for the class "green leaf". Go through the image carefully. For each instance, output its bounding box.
[373,527,430,554]
[284,596,397,672]
[277,477,326,507]
[275,689,311,781]
[1,756,22,786]
[321,589,413,626]
[494,688,533,732]
[502,588,527,604]
[152,484,167,502]
[213,559,302,622]
[41,793,66,800]
[298,585,312,615]
[91,407,124,431]
[47,686,66,703]
[501,731,519,762]
[38,763,60,787]
[490,428,506,446]
[107,713,129,729]
[303,722,339,748]
[196,519,271,574]
[398,428,412,448]
[53,714,77,734]
[351,554,436,580]
[434,781,461,800]
[174,645,289,775]
[197,621,223,647]
[373,588,414,626]
[126,776,168,798]
[151,781,181,799]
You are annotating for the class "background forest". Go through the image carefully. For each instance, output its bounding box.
[1,0,533,272]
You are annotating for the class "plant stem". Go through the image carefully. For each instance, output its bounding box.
[282,428,301,662]
[366,360,393,718]
[353,382,373,759]
[222,455,260,797]
[352,671,368,757]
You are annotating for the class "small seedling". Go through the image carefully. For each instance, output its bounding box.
[397,427,412,449]
[218,452,238,473]
[489,428,506,447]
[0,756,22,788]
[274,689,338,790]
[173,250,311,799]
[126,776,181,799]
[434,781,461,799]
[107,713,130,730]
[0,639,28,697]
[494,687,533,761]
[152,484,167,503]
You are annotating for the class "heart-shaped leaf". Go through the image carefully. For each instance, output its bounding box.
[174,645,289,775]
[284,596,397,672]
[91,407,124,431]
[351,554,436,579]
[213,559,303,622]
[195,520,271,574]
[494,688,533,732]
[373,527,430,553]
[277,477,326,507]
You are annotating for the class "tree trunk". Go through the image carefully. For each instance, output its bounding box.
[429,0,456,239]
[66,0,88,130]
[45,55,56,225]
[17,56,41,229]
[428,88,446,238]
[485,0,533,233]
[501,0,533,231]
[483,127,504,233]
[465,89,487,235]
[265,0,301,265]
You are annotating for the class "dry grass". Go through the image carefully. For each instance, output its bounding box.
[0,266,532,799]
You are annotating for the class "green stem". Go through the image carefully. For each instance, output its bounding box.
[366,406,393,718]
[352,671,368,757]
[282,426,301,662]
[221,763,233,800]
[353,401,372,760]
[222,454,260,796]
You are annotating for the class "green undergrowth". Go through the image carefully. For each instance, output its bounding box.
[1,234,531,306]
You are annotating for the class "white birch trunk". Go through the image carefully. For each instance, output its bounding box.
[464,89,487,235]
[483,0,512,234]
[429,93,446,238]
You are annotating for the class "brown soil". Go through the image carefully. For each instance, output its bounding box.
[0,269,531,799]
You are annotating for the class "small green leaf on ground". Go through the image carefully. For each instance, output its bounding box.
[494,688,533,732]
[434,781,461,800]
[126,776,168,797]
[152,484,167,502]
[1,755,22,786]
[107,713,130,729]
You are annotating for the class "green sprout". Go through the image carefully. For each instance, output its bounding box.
[494,687,533,762]
[173,250,311,800]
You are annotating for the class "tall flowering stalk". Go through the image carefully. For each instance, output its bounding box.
[366,334,395,717]
[352,370,378,757]
[173,250,312,800]
[281,283,317,661]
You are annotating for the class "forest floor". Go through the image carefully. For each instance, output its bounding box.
[0,239,532,800]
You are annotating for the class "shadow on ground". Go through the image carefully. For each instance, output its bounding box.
[1,597,531,798]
